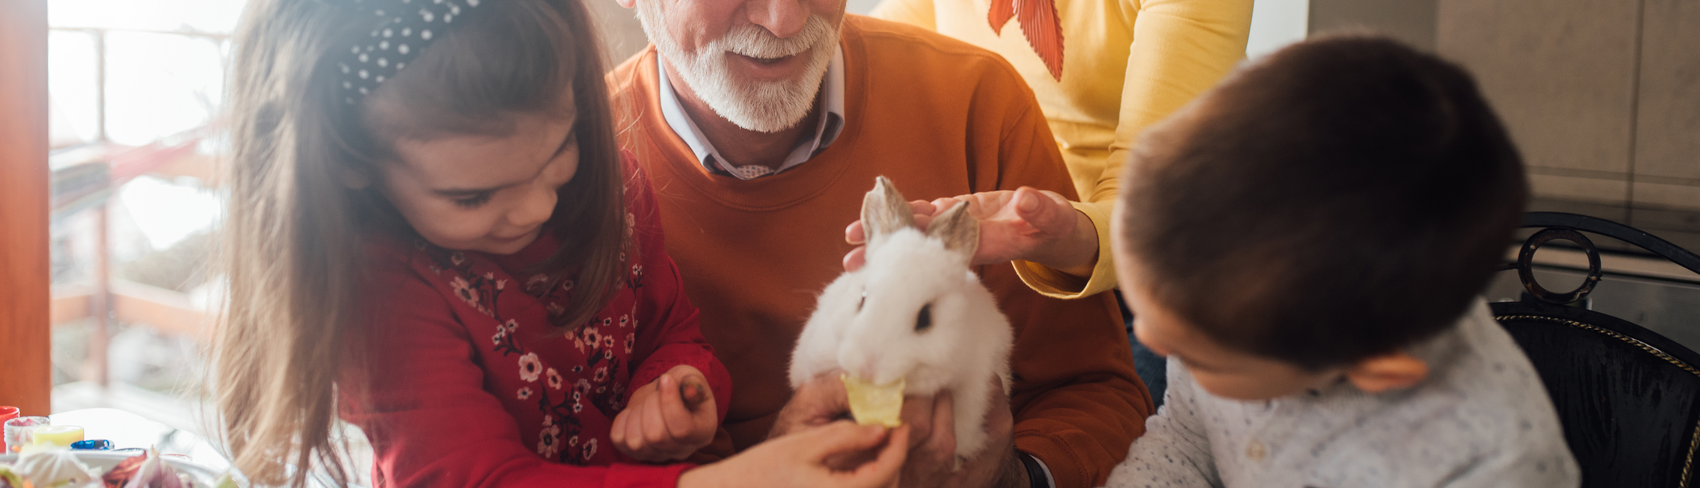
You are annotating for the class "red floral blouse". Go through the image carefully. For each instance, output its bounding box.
[340,162,731,487]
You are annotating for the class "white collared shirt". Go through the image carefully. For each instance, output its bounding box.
[655,47,846,180]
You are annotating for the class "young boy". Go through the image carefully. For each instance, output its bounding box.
[1104,36,1580,487]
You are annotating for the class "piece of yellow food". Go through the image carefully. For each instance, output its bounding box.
[842,373,905,428]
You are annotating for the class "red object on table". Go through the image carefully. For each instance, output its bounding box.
[0,406,18,452]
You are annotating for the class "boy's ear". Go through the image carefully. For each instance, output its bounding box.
[1344,352,1429,394]
[616,0,636,9]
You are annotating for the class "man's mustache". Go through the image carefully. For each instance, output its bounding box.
[716,17,834,59]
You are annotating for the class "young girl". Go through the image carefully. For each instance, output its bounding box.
[213,0,907,486]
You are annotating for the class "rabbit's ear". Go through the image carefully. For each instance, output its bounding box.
[862,176,914,245]
[926,200,979,259]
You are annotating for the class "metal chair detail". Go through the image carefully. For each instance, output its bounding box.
[1494,211,1700,488]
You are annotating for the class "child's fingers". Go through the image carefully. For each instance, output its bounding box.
[616,416,642,457]
[680,376,709,410]
[658,375,698,441]
[610,410,629,447]
[850,426,909,487]
[642,376,680,449]
[626,394,660,456]
[668,368,710,411]
[803,421,890,461]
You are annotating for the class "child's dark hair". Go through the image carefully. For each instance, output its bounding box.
[1117,35,1527,371]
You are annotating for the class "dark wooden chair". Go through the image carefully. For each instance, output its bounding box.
[1494,211,1700,488]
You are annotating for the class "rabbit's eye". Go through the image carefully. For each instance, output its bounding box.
[915,304,933,332]
[858,290,867,312]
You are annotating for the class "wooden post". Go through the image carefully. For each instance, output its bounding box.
[0,0,52,415]
[88,204,111,387]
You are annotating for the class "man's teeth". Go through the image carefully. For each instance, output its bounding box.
[733,51,798,63]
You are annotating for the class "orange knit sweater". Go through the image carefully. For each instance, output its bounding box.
[609,15,1151,487]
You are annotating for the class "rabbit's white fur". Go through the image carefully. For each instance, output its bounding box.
[789,177,1013,463]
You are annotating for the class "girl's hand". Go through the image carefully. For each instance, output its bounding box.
[679,421,910,488]
[611,364,718,462]
[843,187,1097,277]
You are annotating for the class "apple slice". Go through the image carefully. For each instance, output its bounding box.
[842,373,905,428]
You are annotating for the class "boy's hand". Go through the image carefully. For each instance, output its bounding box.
[680,421,910,488]
[611,364,718,462]
[844,187,1096,277]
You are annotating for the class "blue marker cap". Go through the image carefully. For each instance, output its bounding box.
[71,439,113,450]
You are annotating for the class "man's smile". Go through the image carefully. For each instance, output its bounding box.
[728,51,808,77]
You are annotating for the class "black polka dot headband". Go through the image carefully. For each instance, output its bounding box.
[330,0,488,105]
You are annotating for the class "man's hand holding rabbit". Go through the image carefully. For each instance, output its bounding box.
[771,372,856,439]
[901,376,1028,488]
[611,364,719,461]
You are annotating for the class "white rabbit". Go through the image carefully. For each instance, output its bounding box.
[790,176,1014,464]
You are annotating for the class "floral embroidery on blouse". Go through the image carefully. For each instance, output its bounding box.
[538,416,562,459]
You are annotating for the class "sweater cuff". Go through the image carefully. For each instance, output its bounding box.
[605,462,693,488]
[1017,450,1057,488]
[1015,434,1088,488]
[1011,201,1118,299]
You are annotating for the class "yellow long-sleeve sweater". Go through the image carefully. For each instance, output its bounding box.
[874,0,1252,298]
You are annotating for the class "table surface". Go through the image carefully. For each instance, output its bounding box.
[45,408,233,473]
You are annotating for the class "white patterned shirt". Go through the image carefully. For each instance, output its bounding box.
[1105,300,1580,488]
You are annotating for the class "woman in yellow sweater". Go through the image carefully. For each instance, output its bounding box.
[863,0,1252,299]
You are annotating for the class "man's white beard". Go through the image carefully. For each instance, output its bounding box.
[637,4,838,133]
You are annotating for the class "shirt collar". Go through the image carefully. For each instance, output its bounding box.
[655,45,846,180]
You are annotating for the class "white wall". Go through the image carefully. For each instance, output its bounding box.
[1247,0,1309,58]
[847,0,882,15]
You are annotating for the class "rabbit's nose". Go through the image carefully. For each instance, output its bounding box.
[851,357,883,382]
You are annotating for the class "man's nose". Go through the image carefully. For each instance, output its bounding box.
[744,0,810,39]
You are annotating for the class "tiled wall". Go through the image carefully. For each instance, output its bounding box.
[1309,0,1436,51]
[1315,0,1700,250]
[1437,0,1700,249]
[1633,0,1700,212]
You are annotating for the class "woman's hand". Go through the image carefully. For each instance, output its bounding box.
[843,187,1097,277]
[611,364,718,462]
[680,421,911,488]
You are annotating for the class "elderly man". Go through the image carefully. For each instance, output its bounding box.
[605,0,1152,485]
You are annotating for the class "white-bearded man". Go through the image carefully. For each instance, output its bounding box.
[606,0,1153,486]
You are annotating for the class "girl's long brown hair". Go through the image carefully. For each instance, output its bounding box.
[215,0,624,484]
